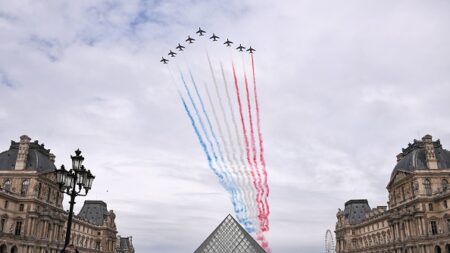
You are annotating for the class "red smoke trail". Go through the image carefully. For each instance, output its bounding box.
[251,54,270,230]
[231,62,264,224]
[242,61,267,230]
[257,231,271,253]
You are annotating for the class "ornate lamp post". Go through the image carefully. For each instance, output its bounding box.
[55,149,95,251]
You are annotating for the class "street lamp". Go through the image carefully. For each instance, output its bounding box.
[55,149,95,251]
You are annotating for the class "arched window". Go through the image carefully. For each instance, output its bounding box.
[424,178,432,196]
[21,180,29,196]
[2,179,11,192]
[442,179,449,192]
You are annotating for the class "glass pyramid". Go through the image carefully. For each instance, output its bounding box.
[194,214,266,253]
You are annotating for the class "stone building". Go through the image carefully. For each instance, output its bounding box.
[336,135,450,253]
[0,135,130,253]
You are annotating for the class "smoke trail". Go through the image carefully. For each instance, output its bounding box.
[242,61,267,228]
[231,62,264,225]
[179,95,223,181]
[206,55,237,178]
[221,62,259,228]
[187,70,229,184]
[206,54,250,223]
[180,93,268,251]
[185,69,253,232]
[251,54,270,229]
[199,69,235,191]
[236,61,269,251]
[180,71,220,173]
[166,66,224,183]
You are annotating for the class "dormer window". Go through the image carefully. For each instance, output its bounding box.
[424,178,432,196]
[3,179,11,192]
[21,179,29,196]
[442,179,448,192]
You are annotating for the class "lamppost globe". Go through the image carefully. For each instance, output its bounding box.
[71,148,84,171]
[85,171,95,190]
[56,165,67,186]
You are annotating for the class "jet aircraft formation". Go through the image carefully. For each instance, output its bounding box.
[160,27,255,64]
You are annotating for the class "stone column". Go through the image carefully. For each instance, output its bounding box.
[423,135,438,170]
[14,135,31,170]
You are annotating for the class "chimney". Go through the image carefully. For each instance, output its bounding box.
[15,135,31,170]
[49,153,56,163]
[422,134,438,169]
[396,153,404,162]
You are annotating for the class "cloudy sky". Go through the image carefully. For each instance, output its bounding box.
[1,0,450,252]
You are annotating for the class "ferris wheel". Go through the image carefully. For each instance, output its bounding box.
[325,229,336,253]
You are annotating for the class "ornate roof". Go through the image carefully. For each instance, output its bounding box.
[78,200,109,226]
[0,135,56,173]
[391,135,450,179]
[343,199,371,225]
[117,236,134,253]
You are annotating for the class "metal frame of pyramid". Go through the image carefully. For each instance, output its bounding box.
[194,214,266,253]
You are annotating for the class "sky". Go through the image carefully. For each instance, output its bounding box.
[1,0,450,252]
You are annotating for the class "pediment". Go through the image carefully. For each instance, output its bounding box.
[388,170,412,188]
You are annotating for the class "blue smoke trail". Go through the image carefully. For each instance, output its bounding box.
[179,95,224,182]
[180,70,254,232]
[187,70,233,186]
[180,71,220,173]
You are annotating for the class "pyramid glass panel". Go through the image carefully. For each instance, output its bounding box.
[194,215,266,253]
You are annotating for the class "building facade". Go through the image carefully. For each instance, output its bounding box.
[0,135,130,253]
[336,135,450,253]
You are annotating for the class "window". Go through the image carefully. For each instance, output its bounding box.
[14,221,22,236]
[431,221,438,235]
[429,203,434,211]
[37,183,41,198]
[447,219,450,232]
[47,188,51,202]
[444,200,448,209]
[19,204,24,212]
[442,179,448,192]
[424,179,432,195]
[4,201,8,209]
[3,179,11,192]
[95,242,101,251]
[20,180,29,196]
[1,218,6,232]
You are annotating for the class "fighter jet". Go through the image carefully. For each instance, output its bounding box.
[176,43,185,51]
[224,39,233,47]
[236,44,246,52]
[168,50,177,57]
[186,36,195,44]
[196,27,206,36]
[210,33,219,41]
[247,46,256,54]
[160,57,168,64]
